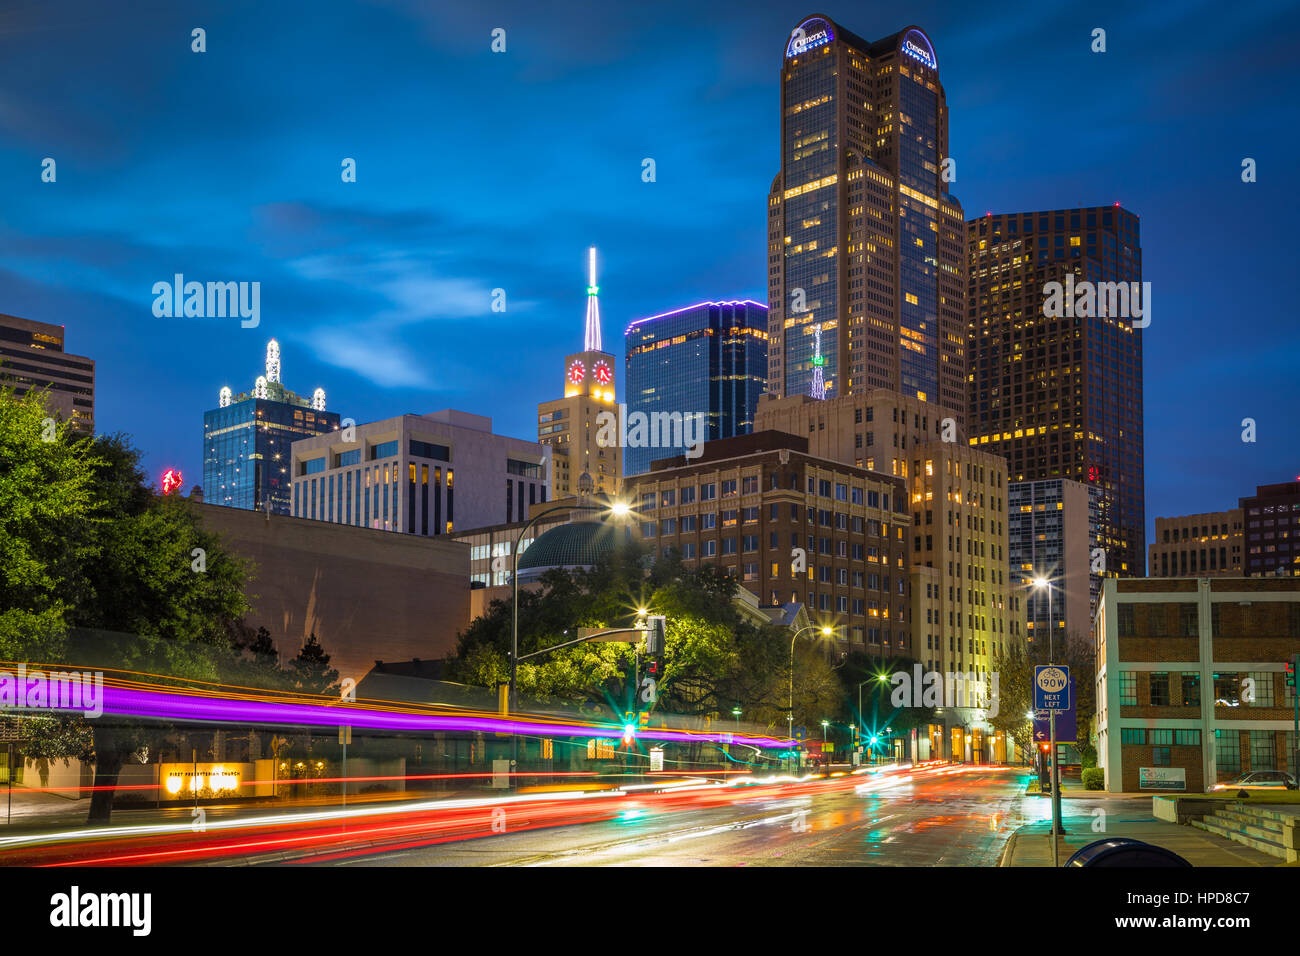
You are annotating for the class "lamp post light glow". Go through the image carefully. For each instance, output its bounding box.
[787,624,837,764]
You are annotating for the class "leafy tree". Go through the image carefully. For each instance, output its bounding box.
[988,631,1096,764]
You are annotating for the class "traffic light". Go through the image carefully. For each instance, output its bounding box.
[644,614,666,679]
[1287,655,1298,689]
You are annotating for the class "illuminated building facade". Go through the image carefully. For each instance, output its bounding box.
[967,206,1146,578]
[538,247,621,496]
[1242,482,1300,577]
[767,17,966,411]
[203,340,339,514]
[1149,509,1244,578]
[1008,478,1100,641]
[291,410,550,536]
[0,313,95,432]
[623,300,769,476]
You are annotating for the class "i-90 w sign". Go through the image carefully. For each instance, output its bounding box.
[1033,664,1071,712]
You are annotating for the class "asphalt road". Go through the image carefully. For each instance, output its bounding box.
[319,765,1048,867]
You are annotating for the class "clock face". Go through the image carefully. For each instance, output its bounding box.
[567,360,585,385]
[593,360,612,385]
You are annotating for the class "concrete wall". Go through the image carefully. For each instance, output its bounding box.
[197,503,471,683]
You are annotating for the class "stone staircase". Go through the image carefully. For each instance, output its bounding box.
[1190,804,1300,861]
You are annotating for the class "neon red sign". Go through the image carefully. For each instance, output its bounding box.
[162,468,183,495]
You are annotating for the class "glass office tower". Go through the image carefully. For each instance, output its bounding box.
[968,206,1145,576]
[623,300,768,476]
[203,340,340,514]
[767,18,966,414]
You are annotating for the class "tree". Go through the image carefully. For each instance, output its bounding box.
[0,387,102,661]
[987,632,1097,765]
[287,633,341,696]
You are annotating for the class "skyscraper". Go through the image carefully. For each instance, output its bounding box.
[537,247,621,497]
[203,339,340,514]
[0,313,95,432]
[1241,481,1300,577]
[623,300,768,477]
[767,17,966,412]
[967,206,1146,577]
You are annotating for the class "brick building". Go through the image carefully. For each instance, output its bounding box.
[1096,576,1300,793]
[623,430,911,654]
[1148,508,1243,578]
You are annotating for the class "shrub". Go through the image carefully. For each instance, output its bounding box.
[1081,767,1105,790]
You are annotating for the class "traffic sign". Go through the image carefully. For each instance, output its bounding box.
[1034,664,1071,711]
[794,725,806,741]
[1033,676,1077,743]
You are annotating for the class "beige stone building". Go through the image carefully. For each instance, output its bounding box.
[1148,508,1243,579]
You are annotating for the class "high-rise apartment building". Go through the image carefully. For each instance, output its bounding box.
[1008,478,1100,640]
[767,18,966,410]
[203,339,339,514]
[0,313,95,432]
[1149,509,1243,578]
[291,410,550,536]
[538,247,621,497]
[967,206,1146,578]
[1242,482,1300,577]
[623,300,768,477]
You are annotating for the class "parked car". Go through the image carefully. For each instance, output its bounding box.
[1210,770,1298,791]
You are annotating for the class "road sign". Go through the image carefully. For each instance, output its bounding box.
[1033,664,1071,711]
[1033,675,1077,743]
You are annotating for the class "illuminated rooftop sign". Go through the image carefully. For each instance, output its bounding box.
[901,29,937,70]
[786,17,834,58]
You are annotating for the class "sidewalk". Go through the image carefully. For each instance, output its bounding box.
[1001,807,1280,867]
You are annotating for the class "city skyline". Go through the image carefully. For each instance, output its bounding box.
[0,0,1297,563]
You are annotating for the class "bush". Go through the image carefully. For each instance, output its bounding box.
[1081,767,1105,790]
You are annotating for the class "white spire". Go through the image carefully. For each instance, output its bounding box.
[266,339,281,383]
[219,386,232,408]
[312,387,326,412]
[583,246,602,352]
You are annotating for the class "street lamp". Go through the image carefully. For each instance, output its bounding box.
[1031,574,1066,847]
[820,719,831,772]
[509,485,632,786]
[788,624,835,750]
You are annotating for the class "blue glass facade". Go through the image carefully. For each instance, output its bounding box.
[623,301,768,476]
[203,396,340,514]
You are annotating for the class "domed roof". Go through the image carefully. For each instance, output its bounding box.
[516,519,631,579]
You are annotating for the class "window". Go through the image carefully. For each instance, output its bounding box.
[661,489,676,507]
[721,537,737,556]
[1119,672,1137,705]
[1149,672,1170,706]
[742,506,759,524]
[1213,673,1240,707]
[681,515,696,532]
[336,449,361,467]
[661,517,676,534]
[683,542,696,559]
[1181,672,1200,707]
[640,492,657,511]
[742,535,759,553]
[1178,603,1198,637]
[1151,729,1173,746]
[722,509,738,528]
[700,483,717,501]
[1215,731,1240,778]
[1151,748,1171,766]
[743,563,758,582]
[1117,604,1134,637]
[1245,671,1275,707]
[370,439,399,460]
[703,539,717,557]
[302,457,326,475]
[742,476,759,495]
[1250,731,1276,771]
[1121,728,1145,745]
[410,440,451,462]
[681,486,696,505]
[1175,730,1201,746]
[642,522,657,538]
[701,513,717,530]
[721,479,738,498]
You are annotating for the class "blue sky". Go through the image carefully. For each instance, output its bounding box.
[1,0,1297,555]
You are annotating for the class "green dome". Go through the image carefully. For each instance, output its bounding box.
[516,520,630,580]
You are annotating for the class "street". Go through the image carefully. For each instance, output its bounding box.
[316,765,1045,867]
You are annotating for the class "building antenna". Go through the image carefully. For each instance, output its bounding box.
[809,323,826,400]
[583,246,602,352]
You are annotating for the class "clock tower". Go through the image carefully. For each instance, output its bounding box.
[537,247,622,498]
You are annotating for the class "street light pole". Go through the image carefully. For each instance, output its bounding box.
[510,495,630,789]
[788,624,834,770]
[1033,574,1066,859]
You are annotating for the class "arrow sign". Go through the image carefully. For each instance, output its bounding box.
[1033,664,1071,712]
[1032,675,1077,743]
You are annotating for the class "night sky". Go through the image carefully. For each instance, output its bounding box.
[1,0,1297,561]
